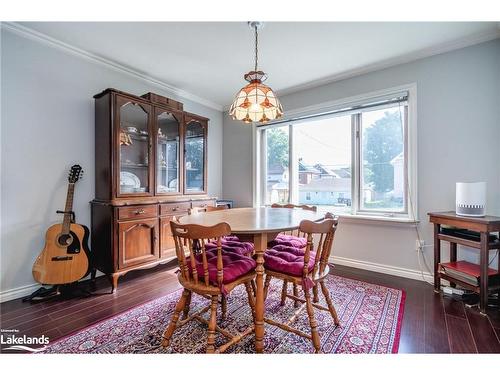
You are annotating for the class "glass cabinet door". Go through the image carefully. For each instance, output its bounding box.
[184,119,206,193]
[156,111,181,194]
[117,98,152,195]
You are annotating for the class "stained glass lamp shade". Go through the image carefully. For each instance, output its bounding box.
[229,70,283,124]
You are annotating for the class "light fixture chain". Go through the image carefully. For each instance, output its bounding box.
[254,25,258,72]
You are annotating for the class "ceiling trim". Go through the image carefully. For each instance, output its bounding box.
[1,22,223,111]
[275,28,500,100]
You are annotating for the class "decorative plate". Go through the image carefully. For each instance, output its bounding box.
[120,171,140,188]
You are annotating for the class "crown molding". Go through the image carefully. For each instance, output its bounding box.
[1,22,223,112]
[222,28,500,112]
[276,28,500,99]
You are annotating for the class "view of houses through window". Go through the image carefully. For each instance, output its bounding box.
[360,106,406,212]
[263,100,407,216]
[265,127,290,204]
[295,115,352,213]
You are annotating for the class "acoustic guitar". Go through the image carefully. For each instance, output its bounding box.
[32,165,91,285]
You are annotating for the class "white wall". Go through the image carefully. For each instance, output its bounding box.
[0,29,223,300]
[223,39,500,280]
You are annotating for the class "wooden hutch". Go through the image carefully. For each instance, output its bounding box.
[91,88,215,291]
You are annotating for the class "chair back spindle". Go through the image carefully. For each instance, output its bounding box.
[270,203,317,237]
[298,217,336,280]
[170,221,231,289]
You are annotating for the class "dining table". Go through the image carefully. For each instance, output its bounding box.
[179,206,324,353]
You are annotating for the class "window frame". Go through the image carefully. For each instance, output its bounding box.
[253,84,418,223]
[354,103,409,216]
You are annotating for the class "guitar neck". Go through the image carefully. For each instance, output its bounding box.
[61,183,75,234]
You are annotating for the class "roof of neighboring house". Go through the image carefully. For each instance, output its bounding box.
[299,160,320,174]
[299,178,351,192]
[332,167,351,178]
[313,164,336,176]
[268,163,285,175]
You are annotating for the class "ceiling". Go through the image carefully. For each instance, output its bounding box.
[18,22,500,110]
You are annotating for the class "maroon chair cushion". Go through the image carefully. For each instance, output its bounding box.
[205,238,254,256]
[188,250,256,286]
[264,245,316,277]
[224,236,255,254]
[268,234,308,249]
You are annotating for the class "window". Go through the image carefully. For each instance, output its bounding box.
[256,86,416,220]
[295,114,352,214]
[264,127,289,205]
[359,106,406,213]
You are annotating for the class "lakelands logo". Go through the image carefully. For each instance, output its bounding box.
[1,329,49,353]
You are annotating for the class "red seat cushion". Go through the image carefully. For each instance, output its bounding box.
[268,234,308,249]
[264,245,316,277]
[188,250,256,286]
[205,238,254,256]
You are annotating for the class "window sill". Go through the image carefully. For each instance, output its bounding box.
[335,213,419,226]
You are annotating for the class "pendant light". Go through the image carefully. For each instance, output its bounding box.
[229,22,283,124]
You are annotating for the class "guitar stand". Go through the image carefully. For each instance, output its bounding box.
[22,286,62,302]
[58,283,93,299]
[22,283,93,303]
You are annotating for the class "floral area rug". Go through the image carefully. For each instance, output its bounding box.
[43,275,405,354]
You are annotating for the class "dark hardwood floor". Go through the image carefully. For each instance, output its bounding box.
[1,264,499,353]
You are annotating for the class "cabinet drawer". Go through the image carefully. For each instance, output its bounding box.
[191,199,215,209]
[160,202,190,216]
[117,205,158,220]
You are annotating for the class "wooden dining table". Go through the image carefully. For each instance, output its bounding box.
[179,206,324,353]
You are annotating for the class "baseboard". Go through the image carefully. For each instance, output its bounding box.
[0,283,41,303]
[1,259,432,303]
[0,271,106,303]
[331,255,434,284]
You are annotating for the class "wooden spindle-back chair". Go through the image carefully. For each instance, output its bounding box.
[270,203,319,305]
[186,205,255,318]
[162,221,257,353]
[270,203,317,238]
[263,215,340,353]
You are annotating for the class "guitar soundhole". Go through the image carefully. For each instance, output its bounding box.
[58,233,73,246]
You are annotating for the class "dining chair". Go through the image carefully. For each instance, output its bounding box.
[162,221,257,353]
[262,215,340,353]
[269,203,319,305]
[269,203,317,248]
[187,205,255,317]
[189,205,254,256]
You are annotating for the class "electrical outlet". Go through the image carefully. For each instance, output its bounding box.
[415,239,425,252]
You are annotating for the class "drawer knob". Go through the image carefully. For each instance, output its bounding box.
[134,209,146,215]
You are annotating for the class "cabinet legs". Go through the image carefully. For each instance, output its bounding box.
[109,273,120,293]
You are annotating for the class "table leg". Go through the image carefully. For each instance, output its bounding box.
[434,224,441,293]
[449,242,457,288]
[253,232,267,353]
[479,232,489,315]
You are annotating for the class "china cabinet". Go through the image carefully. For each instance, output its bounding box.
[91,88,215,291]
